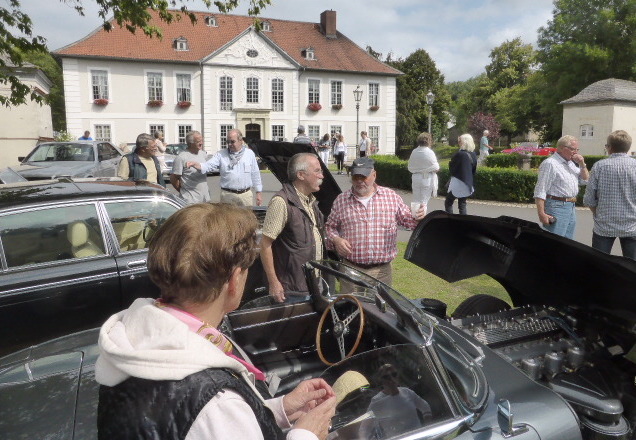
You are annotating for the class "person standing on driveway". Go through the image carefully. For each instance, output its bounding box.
[408,132,439,216]
[293,125,312,144]
[583,130,636,259]
[534,135,589,239]
[318,133,331,164]
[326,157,425,286]
[334,134,347,175]
[117,133,164,186]
[444,134,477,215]
[260,153,325,302]
[358,131,371,158]
[170,131,211,204]
[477,130,492,166]
[188,129,262,207]
[78,130,93,140]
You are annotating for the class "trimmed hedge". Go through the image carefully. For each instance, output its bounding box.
[487,153,607,169]
[374,155,564,204]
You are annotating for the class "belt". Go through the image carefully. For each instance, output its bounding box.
[546,194,577,203]
[345,259,389,269]
[221,187,251,194]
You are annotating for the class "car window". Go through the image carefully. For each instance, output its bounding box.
[104,200,179,252]
[98,143,120,161]
[26,143,94,162]
[0,204,106,268]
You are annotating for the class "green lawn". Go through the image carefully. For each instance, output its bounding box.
[392,242,511,314]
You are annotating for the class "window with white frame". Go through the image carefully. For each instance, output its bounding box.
[91,70,109,100]
[272,125,285,141]
[149,124,165,139]
[174,38,189,51]
[220,76,233,111]
[94,125,112,142]
[220,124,234,149]
[330,126,342,138]
[178,125,193,144]
[308,125,320,143]
[368,83,379,107]
[304,48,315,60]
[272,78,284,111]
[262,21,272,32]
[205,16,217,27]
[580,124,594,138]
[308,79,320,104]
[176,74,191,103]
[369,126,379,151]
[246,77,259,103]
[147,72,163,102]
[331,81,342,106]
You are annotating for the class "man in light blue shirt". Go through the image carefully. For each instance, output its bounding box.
[187,129,262,207]
[478,130,491,166]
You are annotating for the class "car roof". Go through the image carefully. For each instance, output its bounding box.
[0,179,174,211]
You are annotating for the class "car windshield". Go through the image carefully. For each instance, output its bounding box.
[26,143,94,162]
[165,144,187,155]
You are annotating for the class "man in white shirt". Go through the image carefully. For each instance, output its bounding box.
[170,131,211,204]
[534,135,589,239]
[358,131,371,157]
[187,129,262,207]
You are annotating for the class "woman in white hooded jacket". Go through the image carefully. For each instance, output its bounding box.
[408,132,440,215]
[96,203,336,440]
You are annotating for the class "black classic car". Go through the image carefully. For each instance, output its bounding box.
[2,209,635,439]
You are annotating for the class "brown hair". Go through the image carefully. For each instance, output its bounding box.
[607,130,632,153]
[148,203,258,305]
[416,132,432,147]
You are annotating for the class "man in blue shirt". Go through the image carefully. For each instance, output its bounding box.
[478,130,491,166]
[187,129,262,207]
[78,130,93,140]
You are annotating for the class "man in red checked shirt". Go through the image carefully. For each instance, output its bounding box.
[325,157,426,285]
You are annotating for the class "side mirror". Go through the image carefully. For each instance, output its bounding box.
[18,156,25,162]
[498,399,529,437]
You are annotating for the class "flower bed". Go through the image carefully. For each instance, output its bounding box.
[369,105,380,111]
[147,100,164,107]
[331,104,342,110]
[177,101,191,109]
[93,98,109,106]
[307,102,322,111]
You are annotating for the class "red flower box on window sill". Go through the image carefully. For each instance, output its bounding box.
[177,101,191,109]
[93,98,109,106]
[369,105,380,111]
[307,103,322,112]
[331,104,343,110]
[147,100,164,107]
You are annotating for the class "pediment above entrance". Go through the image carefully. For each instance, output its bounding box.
[206,29,296,69]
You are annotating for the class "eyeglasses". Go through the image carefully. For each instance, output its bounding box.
[564,146,579,152]
[381,371,398,380]
[227,139,237,144]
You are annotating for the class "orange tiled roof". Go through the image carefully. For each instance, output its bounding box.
[55,10,401,76]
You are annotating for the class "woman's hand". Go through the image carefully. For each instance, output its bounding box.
[293,397,337,440]
[283,378,335,421]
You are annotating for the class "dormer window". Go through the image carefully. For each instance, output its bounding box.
[262,21,272,32]
[205,16,217,27]
[174,37,189,51]
[303,47,315,60]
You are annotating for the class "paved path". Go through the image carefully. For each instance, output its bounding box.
[169,170,619,256]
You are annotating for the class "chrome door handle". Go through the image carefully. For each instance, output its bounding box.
[127,259,147,269]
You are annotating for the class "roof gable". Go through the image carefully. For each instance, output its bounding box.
[206,27,296,69]
[560,78,636,105]
[54,9,400,76]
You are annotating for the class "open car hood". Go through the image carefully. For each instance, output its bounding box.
[405,211,636,329]
[252,140,341,218]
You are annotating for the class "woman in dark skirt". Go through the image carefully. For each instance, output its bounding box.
[445,133,477,215]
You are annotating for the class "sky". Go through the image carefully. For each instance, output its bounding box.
[17,0,555,82]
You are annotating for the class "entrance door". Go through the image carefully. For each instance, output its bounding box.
[245,123,261,145]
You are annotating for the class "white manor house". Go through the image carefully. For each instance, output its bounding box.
[55,9,401,154]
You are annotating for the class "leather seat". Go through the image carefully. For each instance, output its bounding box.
[67,221,104,258]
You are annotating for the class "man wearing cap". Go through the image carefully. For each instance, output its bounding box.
[187,128,262,207]
[293,125,312,144]
[534,135,588,239]
[326,157,425,285]
[260,153,325,302]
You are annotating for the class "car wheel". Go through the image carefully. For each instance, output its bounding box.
[452,294,511,319]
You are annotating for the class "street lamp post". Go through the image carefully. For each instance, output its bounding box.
[426,90,435,136]
[353,85,363,159]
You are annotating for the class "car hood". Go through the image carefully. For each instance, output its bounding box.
[405,211,636,332]
[253,140,341,218]
[17,162,94,178]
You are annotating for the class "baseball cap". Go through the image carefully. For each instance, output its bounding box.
[297,125,305,133]
[351,157,375,176]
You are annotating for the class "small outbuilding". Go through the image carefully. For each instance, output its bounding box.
[561,78,636,155]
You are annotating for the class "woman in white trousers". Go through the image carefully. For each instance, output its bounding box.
[408,132,439,215]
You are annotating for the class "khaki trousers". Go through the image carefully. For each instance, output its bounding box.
[220,189,253,207]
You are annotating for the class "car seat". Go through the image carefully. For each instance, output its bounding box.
[67,221,104,258]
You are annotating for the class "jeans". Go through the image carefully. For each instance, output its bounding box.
[592,233,636,260]
[542,198,576,239]
[445,192,467,215]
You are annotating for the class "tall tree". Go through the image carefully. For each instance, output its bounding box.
[388,49,449,148]
[486,37,536,90]
[0,0,272,106]
[537,0,636,138]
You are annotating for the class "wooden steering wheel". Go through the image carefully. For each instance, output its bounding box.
[316,294,365,366]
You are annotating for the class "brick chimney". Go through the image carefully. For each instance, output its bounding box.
[320,10,337,39]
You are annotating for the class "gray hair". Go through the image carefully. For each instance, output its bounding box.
[185,131,201,147]
[228,128,243,141]
[458,134,476,152]
[153,130,163,139]
[557,135,577,149]
[287,153,315,182]
[136,133,153,150]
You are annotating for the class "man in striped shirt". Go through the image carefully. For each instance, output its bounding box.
[325,157,425,285]
[583,130,636,259]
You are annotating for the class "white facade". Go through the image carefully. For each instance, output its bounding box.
[62,28,397,155]
[0,67,53,167]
